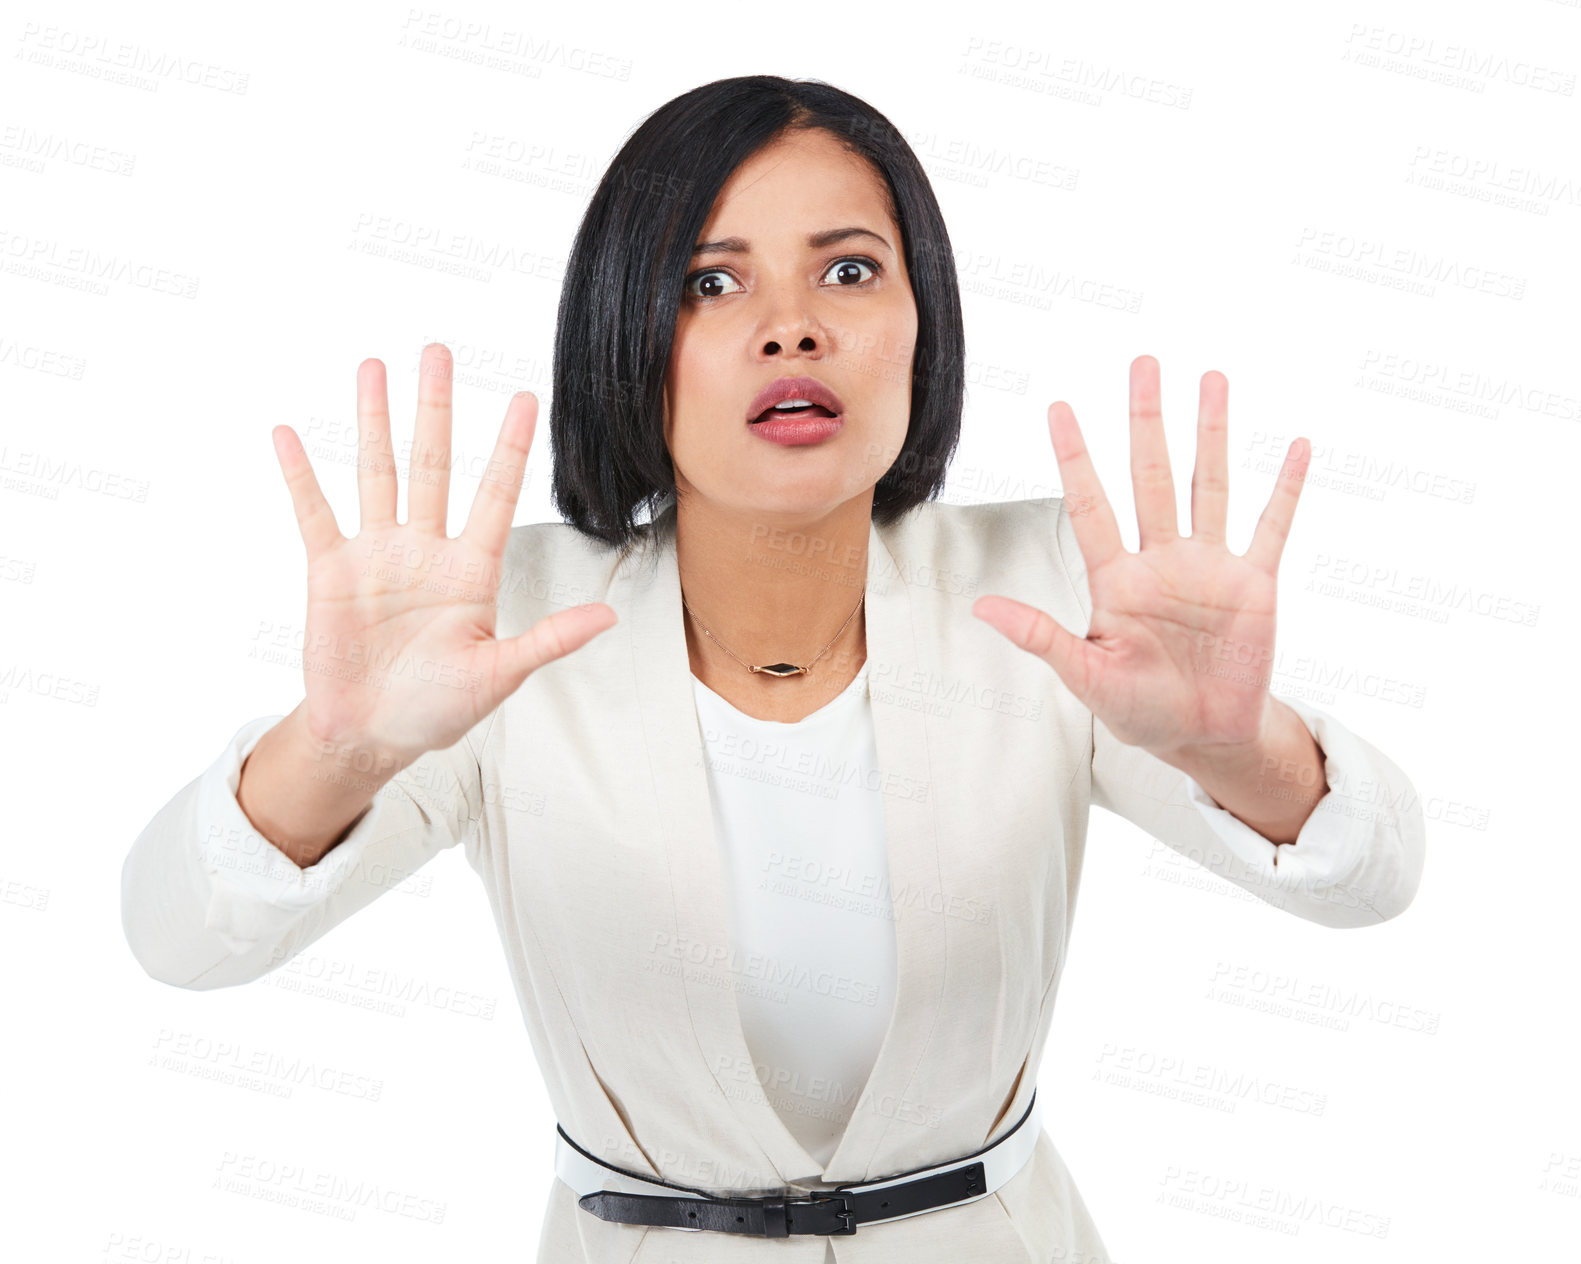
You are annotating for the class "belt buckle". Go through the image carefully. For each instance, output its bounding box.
[760,1191,857,1237]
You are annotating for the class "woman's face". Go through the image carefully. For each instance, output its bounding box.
[663,127,918,522]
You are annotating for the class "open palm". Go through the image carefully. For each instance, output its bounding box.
[273,345,618,769]
[973,356,1310,759]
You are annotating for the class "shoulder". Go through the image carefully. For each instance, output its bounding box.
[492,497,1085,609]
[886,495,1077,583]
[869,496,1086,621]
[495,517,629,629]
[501,516,616,575]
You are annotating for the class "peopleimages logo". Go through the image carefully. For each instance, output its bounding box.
[262,949,498,1019]
[1207,962,1441,1035]
[213,1152,446,1224]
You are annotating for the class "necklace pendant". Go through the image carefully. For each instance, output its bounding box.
[753,663,807,677]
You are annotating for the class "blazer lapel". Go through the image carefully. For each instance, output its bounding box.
[624,501,944,1188]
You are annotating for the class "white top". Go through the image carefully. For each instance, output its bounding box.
[689,658,894,1168]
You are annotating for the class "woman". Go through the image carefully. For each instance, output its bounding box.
[122,76,1425,1262]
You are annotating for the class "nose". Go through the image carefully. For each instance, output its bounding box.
[755,293,829,360]
[762,331,818,356]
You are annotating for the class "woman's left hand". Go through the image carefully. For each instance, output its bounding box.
[972,355,1311,763]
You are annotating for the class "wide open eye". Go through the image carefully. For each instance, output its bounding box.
[683,256,883,301]
[684,268,745,300]
[822,257,880,287]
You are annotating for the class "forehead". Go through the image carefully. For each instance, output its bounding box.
[700,130,895,240]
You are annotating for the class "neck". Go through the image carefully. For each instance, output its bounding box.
[674,493,871,681]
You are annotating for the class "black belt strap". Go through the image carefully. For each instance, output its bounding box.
[578,1160,986,1236]
[568,1089,1039,1237]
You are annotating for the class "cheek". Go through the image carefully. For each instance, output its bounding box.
[662,342,688,448]
[873,308,917,407]
[868,296,917,363]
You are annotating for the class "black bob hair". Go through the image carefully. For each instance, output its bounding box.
[548,75,966,548]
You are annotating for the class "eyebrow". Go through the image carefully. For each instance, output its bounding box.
[690,226,894,256]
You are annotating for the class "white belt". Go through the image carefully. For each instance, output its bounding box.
[554,1089,1042,1233]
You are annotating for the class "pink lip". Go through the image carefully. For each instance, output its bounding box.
[745,375,846,423]
[749,412,845,446]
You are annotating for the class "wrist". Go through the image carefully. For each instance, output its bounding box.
[1146,694,1281,781]
[289,704,412,787]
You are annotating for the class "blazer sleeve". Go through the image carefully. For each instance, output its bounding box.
[121,713,485,990]
[1049,498,1426,929]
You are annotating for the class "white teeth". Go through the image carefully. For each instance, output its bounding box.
[773,399,815,410]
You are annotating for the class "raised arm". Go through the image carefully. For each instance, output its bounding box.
[121,710,487,988]
[972,357,1425,927]
[120,344,618,988]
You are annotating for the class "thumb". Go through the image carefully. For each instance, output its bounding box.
[483,603,620,701]
[972,594,1096,697]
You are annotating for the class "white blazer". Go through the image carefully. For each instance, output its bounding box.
[122,494,1426,1263]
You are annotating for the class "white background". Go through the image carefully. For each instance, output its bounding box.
[3,0,1577,1260]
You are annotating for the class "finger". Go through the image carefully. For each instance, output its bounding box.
[1244,437,1310,575]
[409,343,453,533]
[1129,355,1179,547]
[485,602,619,697]
[1049,400,1125,573]
[357,358,399,527]
[462,391,536,556]
[1190,370,1230,544]
[972,594,1101,701]
[271,424,344,563]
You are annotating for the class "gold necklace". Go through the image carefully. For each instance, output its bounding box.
[680,588,865,677]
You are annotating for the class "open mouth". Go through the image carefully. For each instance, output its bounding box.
[750,402,841,423]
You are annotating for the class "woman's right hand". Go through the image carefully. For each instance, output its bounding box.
[269,343,617,769]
